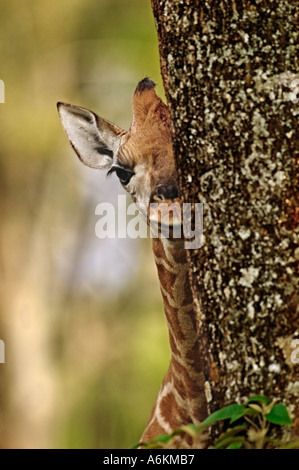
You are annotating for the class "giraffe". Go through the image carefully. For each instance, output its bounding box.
[57,78,208,445]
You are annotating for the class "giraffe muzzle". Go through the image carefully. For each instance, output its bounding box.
[148,198,184,240]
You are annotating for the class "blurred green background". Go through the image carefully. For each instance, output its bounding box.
[0,0,170,448]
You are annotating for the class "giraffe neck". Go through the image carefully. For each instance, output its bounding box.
[141,237,207,443]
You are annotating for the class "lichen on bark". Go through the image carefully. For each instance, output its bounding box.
[151,0,299,440]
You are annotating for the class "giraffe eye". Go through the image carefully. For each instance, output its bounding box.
[115,167,134,185]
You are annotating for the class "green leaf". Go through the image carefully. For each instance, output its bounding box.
[213,436,245,449]
[150,433,173,443]
[243,407,260,417]
[201,404,244,428]
[213,425,247,447]
[226,441,244,449]
[174,423,200,438]
[248,403,263,413]
[281,441,299,449]
[230,407,247,424]
[129,442,141,449]
[265,403,293,426]
[244,395,270,405]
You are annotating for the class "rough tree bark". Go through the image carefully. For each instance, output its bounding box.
[151,0,299,443]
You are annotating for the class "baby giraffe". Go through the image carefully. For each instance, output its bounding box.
[57,78,207,445]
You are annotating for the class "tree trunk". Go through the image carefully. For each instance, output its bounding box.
[151,0,299,443]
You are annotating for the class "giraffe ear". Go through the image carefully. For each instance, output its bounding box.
[57,102,125,170]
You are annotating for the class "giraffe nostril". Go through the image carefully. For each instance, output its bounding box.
[156,184,178,201]
[153,193,165,202]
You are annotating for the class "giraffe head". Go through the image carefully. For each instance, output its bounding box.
[57,78,180,226]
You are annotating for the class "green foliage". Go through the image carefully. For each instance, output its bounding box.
[136,396,299,450]
[265,403,293,426]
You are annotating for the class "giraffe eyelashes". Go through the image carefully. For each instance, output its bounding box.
[107,166,135,186]
[116,167,134,185]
